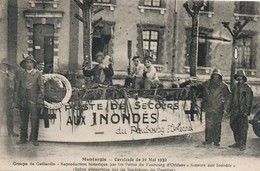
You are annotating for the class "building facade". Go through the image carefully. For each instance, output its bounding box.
[2,0,260,94]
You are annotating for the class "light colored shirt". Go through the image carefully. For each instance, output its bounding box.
[145,65,159,81]
[132,63,145,77]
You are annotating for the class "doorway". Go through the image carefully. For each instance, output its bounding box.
[33,24,54,73]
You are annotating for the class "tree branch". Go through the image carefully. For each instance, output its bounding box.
[94,8,104,15]
[93,17,103,26]
[75,13,85,23]
[238,19,250,32]
[183,2,194,17]
[86,0,94,6]
[74,0,84,10]
[222,22,235,38]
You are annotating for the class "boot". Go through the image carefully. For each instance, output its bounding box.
[240,144,246,151]
[214,142,220,146]
[32,141,39,146]
[16,140,27,145]
[202,141,212,145]
[228,143,240,148]
[8,132,19,137]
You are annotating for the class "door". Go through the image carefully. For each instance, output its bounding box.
[33,24,54,73]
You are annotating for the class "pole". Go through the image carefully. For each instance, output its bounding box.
[190,13,199,77]
[183,1,205,78]
[221,19,250,90]
[127,40,132,75]
[83,0,93,69]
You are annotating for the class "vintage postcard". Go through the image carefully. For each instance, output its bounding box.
[0,0,260,171]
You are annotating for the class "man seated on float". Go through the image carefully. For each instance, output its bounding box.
[142,56,160,90]
[131,56,145,89]
[82,52,114,87]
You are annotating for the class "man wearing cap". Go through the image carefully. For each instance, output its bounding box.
[142,56,160,89]
[229,69,253,151]
[16,54,44,146]
[191,69,230,146]
[0,58,19,137]
[83,52,114,87]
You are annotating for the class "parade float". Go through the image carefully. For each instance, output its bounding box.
[38,73,205,142]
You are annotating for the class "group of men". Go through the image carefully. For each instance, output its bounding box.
[0,55,44,146]
[82,52,160,90]
[192,68,253,151]
[0,52,254,151]
[82,52,254,151]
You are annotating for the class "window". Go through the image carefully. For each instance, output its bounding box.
[144,0,161,7]
[235,1,259,15]
[29,0,60,8]
[200,0,213,12]
[95,0,111,3]
[142,30,159,62]
[198,33,207,67]
[239,1,257,15]
[93,0,116,10]
[185,28,213,68]
[137,24,165,64]
[236,37,255,69]
[138,0,166,14]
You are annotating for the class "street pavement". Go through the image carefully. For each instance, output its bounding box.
[0,114,260,171]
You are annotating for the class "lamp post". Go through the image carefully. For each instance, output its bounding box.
[183,0,205,78]
[221,19,250,90]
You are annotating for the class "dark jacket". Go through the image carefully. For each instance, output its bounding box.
[83,64,114,85]
[230,83,253,116]
[194,79,230,113]
[0,71,15,107]
[16,69,44,108]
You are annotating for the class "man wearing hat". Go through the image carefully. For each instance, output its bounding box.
[83,52,114,87]
[0,58,19,137]
[142,56,160,89]
[191,68,230,146]
[16,54,44,146]
[229,69,253,151]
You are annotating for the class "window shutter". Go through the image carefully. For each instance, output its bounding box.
[161,0,166,8]
[208,1,214,12]
[185,28,191,67]
[136,24,144,60]
[234,1,240,13]
[111,0,116,5]
[139,0,145,6]
[251,37,257,69]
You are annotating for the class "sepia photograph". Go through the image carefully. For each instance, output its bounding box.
[0,0,260,170]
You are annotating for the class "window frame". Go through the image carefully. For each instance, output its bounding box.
[236,34,256,70]
[142,30,160,63]
[185,27,213,69]
[137,24,165,65]
[144,0,161,7]
[94,0,111,4]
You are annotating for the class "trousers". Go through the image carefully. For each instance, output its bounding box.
[205,112,223,143]
[230,115,248,145]
[0,102,14,134]
[19,104,39,142]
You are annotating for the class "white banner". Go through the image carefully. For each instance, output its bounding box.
[38,98,205,142]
